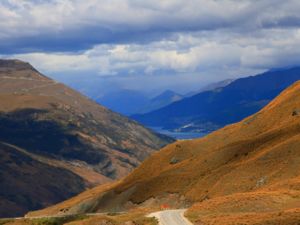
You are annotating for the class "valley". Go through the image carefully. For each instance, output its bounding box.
[17,76,300,225]
[3,61,300,224]
[2,1,300,224]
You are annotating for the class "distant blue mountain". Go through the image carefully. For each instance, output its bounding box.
[96,89,183,116]
[185,78,235,97]
[132,67,300,133]
[96,90,150,116]
[138,90,183,114]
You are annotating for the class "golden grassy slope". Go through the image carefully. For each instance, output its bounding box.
[30,81,300,223]
[186,190,300,224]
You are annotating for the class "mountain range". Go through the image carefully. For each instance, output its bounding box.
[0,59,173,217]
[97,89,183,115]
[54,73,233,118]
[132,67,300,133]
[30,79,300,224]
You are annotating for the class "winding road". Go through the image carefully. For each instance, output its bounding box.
[149,209,193,225]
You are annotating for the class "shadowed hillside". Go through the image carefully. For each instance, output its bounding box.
[32,80,300,224]
[0,59,173,217]
[0,142,85,218]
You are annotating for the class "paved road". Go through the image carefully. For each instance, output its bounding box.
[149,209,193,225]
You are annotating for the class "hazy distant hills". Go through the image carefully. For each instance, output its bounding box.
[132,67,300,133]
[57,74,231,118]
[138,90,183,114]
[96,90,149,115]
[0,59,173,217]
[97,89,183,115]
[199,78,234,92]
[185,78,234,97]
[33,80,300,224]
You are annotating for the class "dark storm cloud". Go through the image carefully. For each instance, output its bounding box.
[0,26,177,54]
[1,0,300,54]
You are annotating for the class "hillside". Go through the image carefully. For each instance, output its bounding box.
[0,142,85,218]
[0,59,172,217]
[31,80,300,224]
[132,67,300,133]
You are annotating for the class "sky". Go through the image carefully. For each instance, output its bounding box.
[2,0,300,95]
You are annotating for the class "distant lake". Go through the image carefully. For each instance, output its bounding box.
[149,127,208,140]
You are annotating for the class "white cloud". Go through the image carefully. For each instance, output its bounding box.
[12,27,300,79]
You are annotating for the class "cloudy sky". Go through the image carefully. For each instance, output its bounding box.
[2,0,300,95]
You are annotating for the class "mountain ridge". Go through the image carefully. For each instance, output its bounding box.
[132,67,300,133]
[0,59,173,217]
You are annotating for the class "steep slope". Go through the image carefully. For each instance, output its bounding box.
[133,67,300,132]
[0,59,173,217]
[32,80,300,224]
